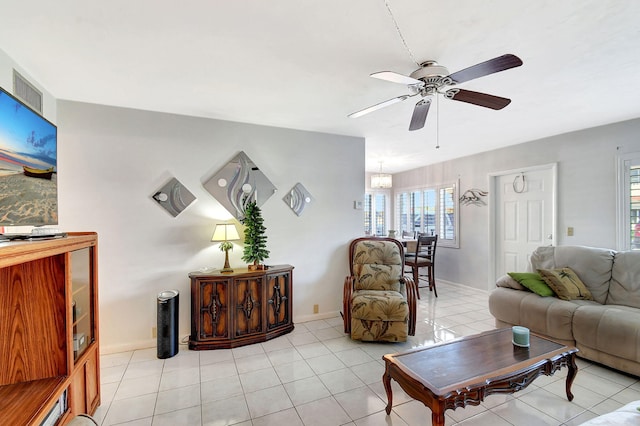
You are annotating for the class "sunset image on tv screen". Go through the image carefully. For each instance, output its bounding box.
[0,88,58,226]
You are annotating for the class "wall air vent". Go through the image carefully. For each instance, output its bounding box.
[13,70,43,114]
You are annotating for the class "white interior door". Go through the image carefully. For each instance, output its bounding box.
[492,165,557,281]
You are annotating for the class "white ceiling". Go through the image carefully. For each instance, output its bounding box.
[1,0,639,173]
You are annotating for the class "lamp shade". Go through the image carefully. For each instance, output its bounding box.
[371,162,392,189]
[371,173,392,189]
[211,223,240,242]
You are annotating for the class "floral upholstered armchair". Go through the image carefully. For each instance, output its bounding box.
[343,237,417,342]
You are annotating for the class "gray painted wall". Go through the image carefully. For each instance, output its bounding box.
[393,118,640,291]
[55,101,366,352]
[1,47,366,353]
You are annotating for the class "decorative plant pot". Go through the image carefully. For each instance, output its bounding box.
[248,264,266,271]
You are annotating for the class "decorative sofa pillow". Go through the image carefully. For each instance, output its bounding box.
[507,272,555,297]
[537,267,593,301]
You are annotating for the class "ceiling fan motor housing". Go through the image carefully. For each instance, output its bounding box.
[409,61,452,95]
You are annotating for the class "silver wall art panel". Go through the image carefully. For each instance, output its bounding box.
[151,177,196,217]
[283,182,313,216]
[203,151,277,220]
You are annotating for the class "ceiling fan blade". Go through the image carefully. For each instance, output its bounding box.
[445,88,511,110]
[409,98,432,131]
[370,71,423,86]
[348,94,414,118]
[447,54,523,84]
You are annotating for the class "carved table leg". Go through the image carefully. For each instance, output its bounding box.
[383,370,393,415]
[565,352,578,401]
[431,407,445,426]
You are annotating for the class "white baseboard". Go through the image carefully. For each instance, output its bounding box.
[429,278,490,295]
[100,339,156,355]
[294,310,341,323]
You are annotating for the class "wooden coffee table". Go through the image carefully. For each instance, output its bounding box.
[382,328,578,426]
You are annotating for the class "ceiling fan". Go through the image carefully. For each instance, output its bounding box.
[349,54,523,131]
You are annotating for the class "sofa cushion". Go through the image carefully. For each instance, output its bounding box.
[578,400,640,425]
[508,272,554,297]
[607,251,640,309]
[538,268,593,301]
[530,246,614,304]
[528,246,556,271]
[488,288,579,342]
[573,304,640,364]
[496,274,526,291]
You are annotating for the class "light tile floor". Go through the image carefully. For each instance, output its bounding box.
[94,284,640,425]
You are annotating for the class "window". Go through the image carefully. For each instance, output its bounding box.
[617,153,640,250]
[364,191,389,236]
[396,181,459,248]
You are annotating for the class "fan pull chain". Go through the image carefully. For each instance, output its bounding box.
[435,95,440,149]
[383,0,420,66]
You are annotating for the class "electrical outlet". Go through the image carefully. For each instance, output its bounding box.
[313,304,319,314]
[152,327,157,338]
[567,227,574,236]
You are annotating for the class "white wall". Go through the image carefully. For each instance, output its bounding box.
[57,101,365,353]
[393,118,640,291]
[0,48,56,121]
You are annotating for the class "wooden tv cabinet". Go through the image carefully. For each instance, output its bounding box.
[0,232,100,425]
[189,265,294,350]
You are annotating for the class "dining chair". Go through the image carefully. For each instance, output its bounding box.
[405,234,438,298]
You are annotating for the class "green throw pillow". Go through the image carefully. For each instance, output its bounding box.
[507,272,555,297]
[537,267,593,301]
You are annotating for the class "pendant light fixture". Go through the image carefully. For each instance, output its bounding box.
[371,162,392,189]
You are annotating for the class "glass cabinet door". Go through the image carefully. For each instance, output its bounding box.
[71,248,94,361]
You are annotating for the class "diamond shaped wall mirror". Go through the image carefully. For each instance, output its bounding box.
[203,151,277,220]
[151,177,196,217]
[283,182,313,216]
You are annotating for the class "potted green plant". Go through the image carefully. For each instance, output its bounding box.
[241,200,269,270]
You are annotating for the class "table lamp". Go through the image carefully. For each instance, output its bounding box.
[211,223,240,272]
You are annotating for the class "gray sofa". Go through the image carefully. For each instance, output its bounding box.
[579,400,640,425]
[489,245,640,377]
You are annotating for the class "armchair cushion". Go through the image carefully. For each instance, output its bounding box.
[354,264,402,292]
[351,290,409,322]
[352,239,403,266]
[350,317,408,342]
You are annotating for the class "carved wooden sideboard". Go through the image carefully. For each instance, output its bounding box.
[188,265,294,350]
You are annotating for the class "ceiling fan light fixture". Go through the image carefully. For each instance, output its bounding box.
[371,162,392,189]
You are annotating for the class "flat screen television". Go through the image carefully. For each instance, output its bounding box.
[0,86,58,227]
